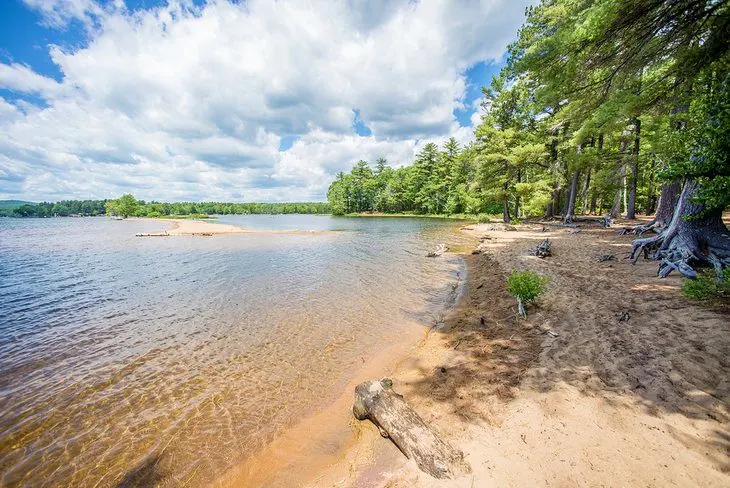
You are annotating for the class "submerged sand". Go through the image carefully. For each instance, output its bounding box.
[137,218,328,236]
[227,219,729,487]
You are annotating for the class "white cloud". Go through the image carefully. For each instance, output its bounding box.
[1,0,528,202]
[21,0,115,29]
[0,63,64,97]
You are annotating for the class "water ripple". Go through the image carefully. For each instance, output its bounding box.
[0,215,466,487]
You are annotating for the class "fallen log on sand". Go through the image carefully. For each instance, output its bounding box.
[537,221,579,228]
[353,378,471,479]
[528,238,551,258]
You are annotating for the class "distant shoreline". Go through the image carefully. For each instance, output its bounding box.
[141,217,331,236]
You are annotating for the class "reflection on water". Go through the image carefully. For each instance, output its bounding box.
[0,215,466,487]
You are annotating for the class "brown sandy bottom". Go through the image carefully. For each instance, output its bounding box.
[156,218,330,236]
[290,220,729,487]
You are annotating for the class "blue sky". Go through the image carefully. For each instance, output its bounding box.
[0,0,524,202]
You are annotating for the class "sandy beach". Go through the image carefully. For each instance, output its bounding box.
[230,219,729,487]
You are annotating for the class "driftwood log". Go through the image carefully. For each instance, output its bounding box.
[528,238,551,258]
[353,378,471,479]
[538,221,578,228]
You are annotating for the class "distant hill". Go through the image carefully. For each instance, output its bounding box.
[0,200,34,209]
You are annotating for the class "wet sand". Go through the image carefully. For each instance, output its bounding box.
[244,219,729,487]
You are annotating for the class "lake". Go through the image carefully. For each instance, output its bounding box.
[0,215,466,487]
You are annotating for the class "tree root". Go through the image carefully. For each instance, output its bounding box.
[630,229,730,279]
[617,220,664,236]
[629,179,729,279]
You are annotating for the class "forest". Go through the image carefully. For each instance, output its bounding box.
[328,0,729,278]
[8,198,330,218]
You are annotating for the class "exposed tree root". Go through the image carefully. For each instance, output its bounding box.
[617,220,664,236]
[630,179,730,278]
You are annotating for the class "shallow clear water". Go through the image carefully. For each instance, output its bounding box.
[0,215,466,487]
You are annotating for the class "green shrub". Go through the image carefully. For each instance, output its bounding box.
[682,269,730,301]
[477,213,492,223]
[507,270,548,316]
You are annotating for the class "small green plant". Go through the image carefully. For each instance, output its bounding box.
[682,269,730,302]
[507,270,548,317]
[477,213,491,223]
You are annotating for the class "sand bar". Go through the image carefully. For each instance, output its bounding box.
[134,218,328,236]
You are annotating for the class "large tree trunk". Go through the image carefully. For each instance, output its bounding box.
[503,162,511,223]
[503,199,511,223]
[589,192,598,215]
[609,184,623,219]
[514,168,521,219]
[544,132,560,219]
[654,180,681,227]
[620,179,681,235]
[544,197,554,220]
[630,178,730,278]
[589,133,603,215]
[610,139,628,219]
[563,169,580,223]
[581,167,591,215]
[626,117,641,219]
[353,379,471,479]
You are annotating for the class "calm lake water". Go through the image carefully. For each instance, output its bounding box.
[0,215,466,487]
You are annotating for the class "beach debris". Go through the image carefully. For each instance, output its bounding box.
[618,311,631,323]
[539,222,579,228]
[527,238,551,258]
[598,253,617,262]
[135,231,169,237]
[536,326,559,337]
[481,223,517,232]
[618,222,656,235]
[426,243,448,257]
[353,378,471,479]
[472,240,492,255]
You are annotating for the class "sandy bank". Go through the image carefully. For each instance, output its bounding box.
[274,220,729,487]
[136,218,329,236]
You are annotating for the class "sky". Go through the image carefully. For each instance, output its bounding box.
[0,0,529,203]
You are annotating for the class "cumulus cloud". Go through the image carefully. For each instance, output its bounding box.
[1,0,528,202]
[0,63,64,97]
[21,0,113,29]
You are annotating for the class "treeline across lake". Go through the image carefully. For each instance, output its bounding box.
[6,197,330,218]
[7,200,107,217]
